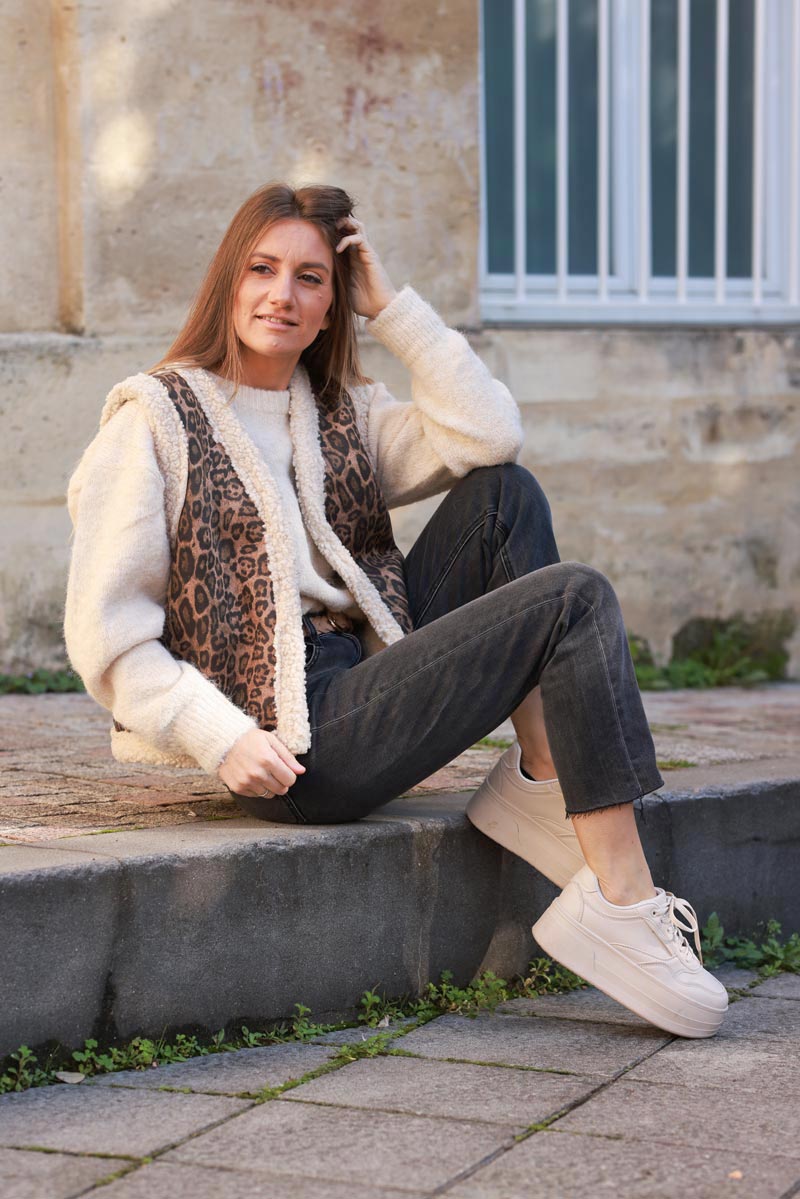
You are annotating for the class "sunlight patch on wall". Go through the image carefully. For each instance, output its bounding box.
[91,112,154,206]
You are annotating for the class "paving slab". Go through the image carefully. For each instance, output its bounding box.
[97,1161,425,1198]
[556,1077,800,1158]
[392,1012,669,1076]
[162,1100,517,1193]
[445,1128,800,1199]
[626,1033,800,1094]
[709,964,764,990]
[0,1084,249,1157]
[750,972,800,1000]
[307,1016,419,1044]
[496,986,652,1028]
[716,995,800,1041]
[279,1053,598,1126]
[0,1147,118,1199]
[86,1042,337,1095]
[640,683,800,766]
[495,969,759,1027]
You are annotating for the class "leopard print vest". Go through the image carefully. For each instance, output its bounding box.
[113,369,413,735]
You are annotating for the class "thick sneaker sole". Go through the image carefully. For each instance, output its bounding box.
[466,785,585,890]
[532,899,727,1038]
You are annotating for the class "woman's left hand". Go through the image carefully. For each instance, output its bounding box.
[335,215,397,320]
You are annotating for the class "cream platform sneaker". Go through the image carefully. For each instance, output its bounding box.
[465,740,585,888]
[532,865,728,1038]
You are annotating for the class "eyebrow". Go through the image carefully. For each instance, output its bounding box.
[250,253,330,273]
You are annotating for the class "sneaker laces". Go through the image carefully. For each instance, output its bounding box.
[652,891,704,966]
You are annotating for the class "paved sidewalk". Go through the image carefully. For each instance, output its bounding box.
[1,969,798,1198]
[2,683,798,840]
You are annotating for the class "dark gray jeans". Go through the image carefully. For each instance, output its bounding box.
[232,463,663,825]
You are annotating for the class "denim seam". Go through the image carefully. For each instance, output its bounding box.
[312,588,649,809]
[414,508,500,624]
[312,590,570,732]
[305,642,320,668]
[284,793,309,824]
[495,516,515,584]
[590,609,644,793]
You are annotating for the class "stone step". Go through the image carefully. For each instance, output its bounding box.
[1,757,798,1058]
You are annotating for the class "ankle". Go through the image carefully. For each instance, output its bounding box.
[519,751,557,782]
[597,875,658,907]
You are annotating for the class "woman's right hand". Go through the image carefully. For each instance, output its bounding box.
[217,728,306,798]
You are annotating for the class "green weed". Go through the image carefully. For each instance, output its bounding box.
[0,668,85,695]
[629,614,793,691]
[700,913,800,973]
[331,1033,395,1064]
[3,927,795,1097]
[0,1046,51,1092]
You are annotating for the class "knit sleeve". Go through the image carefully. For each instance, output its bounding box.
[64,401,257,775]
[351,286,524,509]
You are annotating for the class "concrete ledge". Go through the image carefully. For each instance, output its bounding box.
[1,764,798,1058]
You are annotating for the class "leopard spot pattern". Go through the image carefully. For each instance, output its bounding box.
[317,391,414,635]
[113,373,415,738]
[114,370,279,735]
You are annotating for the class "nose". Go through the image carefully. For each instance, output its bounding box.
[266,269,296,308]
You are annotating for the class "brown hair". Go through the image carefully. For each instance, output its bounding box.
[149,182,371,404]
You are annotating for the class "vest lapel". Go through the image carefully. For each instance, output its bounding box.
[185,364,406,647]
[288,364,406,647]
[106,364,410,760]
[178,366,311,751]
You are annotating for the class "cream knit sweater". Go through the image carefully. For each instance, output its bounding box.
[63,285,524,775]
[211,378,366,622]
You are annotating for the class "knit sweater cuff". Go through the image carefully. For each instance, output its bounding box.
[364,285,449,366]
[169,669,258,774]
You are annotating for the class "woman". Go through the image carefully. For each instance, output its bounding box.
[64,182,727,1039]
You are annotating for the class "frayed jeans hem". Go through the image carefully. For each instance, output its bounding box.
[564,772,664,820]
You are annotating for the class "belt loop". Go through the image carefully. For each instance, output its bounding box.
[302,613,322,643]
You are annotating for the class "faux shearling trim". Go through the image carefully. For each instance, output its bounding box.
[287,365,407,649]
[99,373,189,546]
[98,363,408,766]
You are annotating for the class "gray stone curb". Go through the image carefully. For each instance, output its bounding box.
[1,765,798,1057]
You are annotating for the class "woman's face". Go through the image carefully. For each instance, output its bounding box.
[233,218,335,386]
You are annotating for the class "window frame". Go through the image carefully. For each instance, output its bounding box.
[478,0,800,325]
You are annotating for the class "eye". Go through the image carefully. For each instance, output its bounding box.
[249,264,323,285]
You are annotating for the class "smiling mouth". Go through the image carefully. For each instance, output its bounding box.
[256,314,298,327]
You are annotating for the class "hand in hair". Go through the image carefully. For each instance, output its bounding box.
[335,215,397,320]
[217,727,306,798]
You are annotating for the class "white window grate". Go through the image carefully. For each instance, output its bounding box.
[479,0,800,324]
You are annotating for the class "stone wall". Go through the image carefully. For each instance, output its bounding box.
[2,0,798,675]
[373,328,800,671]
